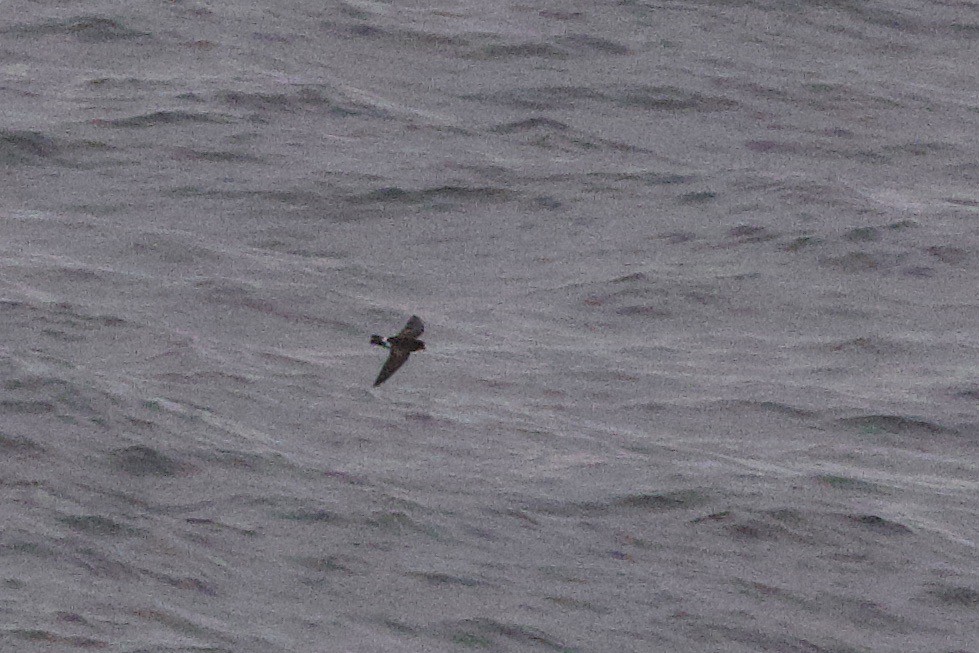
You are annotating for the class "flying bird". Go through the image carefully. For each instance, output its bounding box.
[370,315,425,387]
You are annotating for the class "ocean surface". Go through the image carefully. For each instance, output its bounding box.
[2,1,978,651]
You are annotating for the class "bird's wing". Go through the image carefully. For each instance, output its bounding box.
[374,348,410,386]
[397,315,424,339]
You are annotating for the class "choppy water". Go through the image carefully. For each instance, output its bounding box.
[2,1,978,651]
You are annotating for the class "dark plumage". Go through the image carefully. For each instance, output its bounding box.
[370,315,425,386]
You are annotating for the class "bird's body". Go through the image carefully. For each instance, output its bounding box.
[370,315,425,386]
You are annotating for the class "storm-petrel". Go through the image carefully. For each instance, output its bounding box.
[370,315,425,386]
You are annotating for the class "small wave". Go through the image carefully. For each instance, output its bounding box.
[818,335,910,355]
[346,185,513,206]
[744,139,804,154]
[529,489,707,517]
[926,245,971,265]
[295,553,366,575]
[467,85,601,110]
[218,88,381,118]
[366,510,444,539]
[126,236,223,266]
[110,445,182,477]
[407,570,485,587]
[461,33,630,60]
[613,85,739,112]
[322,22,470,51]
[59,514,142,537]
[837,414,957,436]
[953,386,979,401]
[489,117,570,134]
[677,190,718,204]
[95,110,231,128]
[132,607,232,646]
[2,15,149,42]
[726,223,777,243]
[5,629,108,649]
[169,147,262,163]
[814,474,885,493]
[587,171,695,185]
[691,511,798,542]
[0,432,44,455]
[819,250,894,272]
[708,400,819,420]
[277,508,345,524]
[842,513,913,535]
[435,618,573,651]
[465,42,569,60]
[478,83,737,112]
[555,33,631,55]
[925,584,979,607]
[0,399,56,414]
[0,130,60,165]
[144,570,218,596]
[489,118,652,153]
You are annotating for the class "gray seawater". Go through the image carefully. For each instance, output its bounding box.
[2,1,978,651]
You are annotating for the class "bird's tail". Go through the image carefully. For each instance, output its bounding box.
[370,335,386,347]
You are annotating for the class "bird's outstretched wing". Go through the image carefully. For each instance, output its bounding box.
[397,315,424,339]
[374,348,410,386]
